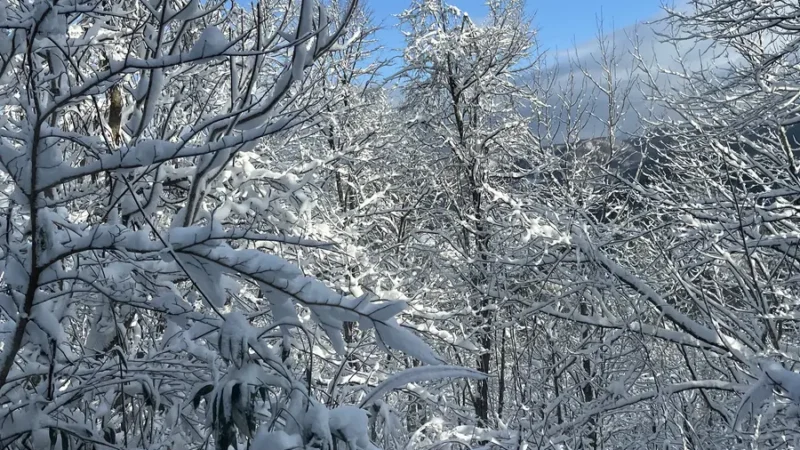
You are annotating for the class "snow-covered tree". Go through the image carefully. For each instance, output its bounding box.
[627,0,800,445]
[0,1,490,449]
[7,0,800,448]
[397,0,551,431]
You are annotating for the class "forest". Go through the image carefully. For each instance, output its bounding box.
[1,0,800,448]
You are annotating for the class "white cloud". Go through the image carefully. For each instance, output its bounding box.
[541,5,736,140]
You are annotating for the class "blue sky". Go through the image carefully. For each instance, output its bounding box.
[366,0,665,55]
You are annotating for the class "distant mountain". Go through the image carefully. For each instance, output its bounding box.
[543,123,800,189]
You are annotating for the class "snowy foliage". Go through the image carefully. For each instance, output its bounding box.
[0,0,463,449]
[4,0,800,449]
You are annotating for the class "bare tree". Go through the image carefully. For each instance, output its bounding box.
[0,1,477,449]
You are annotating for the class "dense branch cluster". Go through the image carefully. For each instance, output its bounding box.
[1,0,800,449]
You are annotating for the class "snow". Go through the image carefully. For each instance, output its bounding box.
[121,139,176,166]
[175,252,227,308]
[127,68,165,134]
[360,365,487,408]
[6,0,800,449]
[168,0,199,23]
[329,406,375,450]
[218,311,254,367]
[252,429,302,450]
[304,402,333,446]
[189,26,228,60]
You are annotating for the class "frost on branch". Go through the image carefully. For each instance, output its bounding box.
[0,1,462,449]
[8,0,800,447]
[189,26,229,60]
